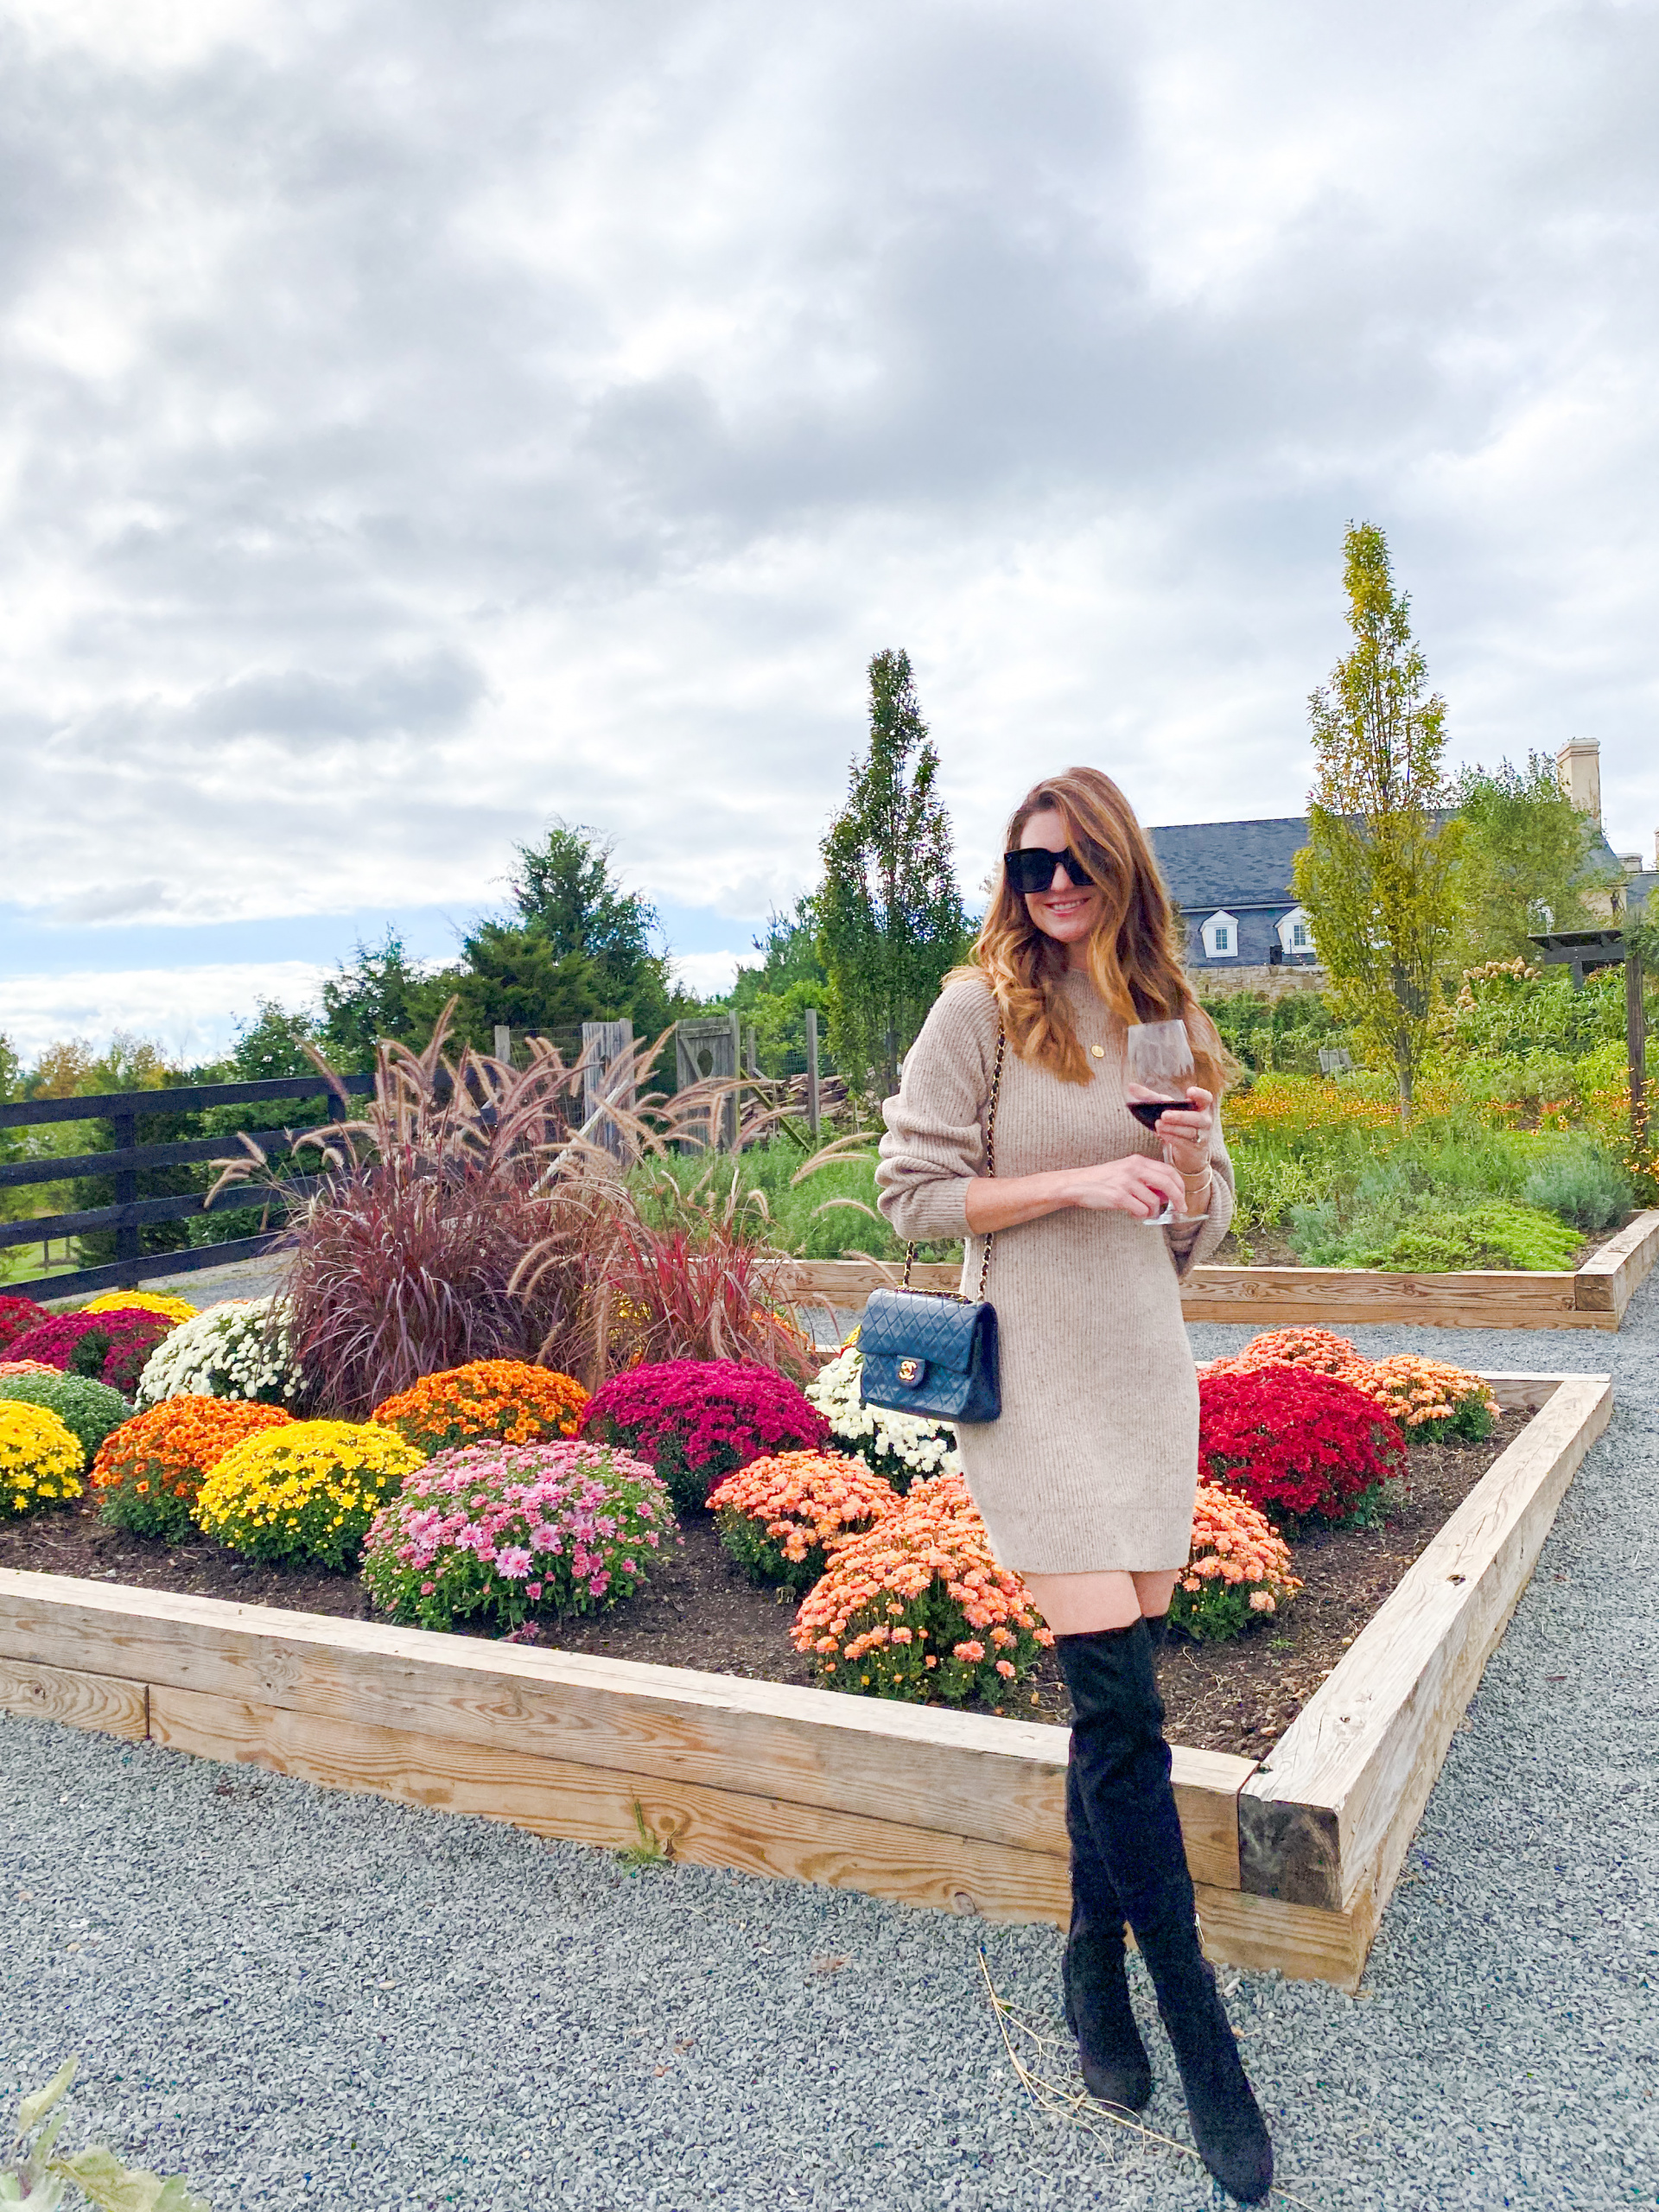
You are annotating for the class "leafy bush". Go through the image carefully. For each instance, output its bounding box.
[1520,1140,1632,1232]
[791,1471,1053,1708]
[92,1395,295,1541]
[0,1294,48,1356]
[196,1419,424,1568]
[1170,1487,1301,1643]
[372,1359,588,1455]
[10,1306,176,1394]
[0,1401,85,1516]
[708,1450,897,1588]
[0,1371,130,1461]
[1199,1366,1405,1524]
[80,1289,200,1325]
[581,1358,830,1511]
[361,1439,674,1631]
[1289,1193,1582,1271]
[804,1341,961,1491]
[135,1296,304,1408]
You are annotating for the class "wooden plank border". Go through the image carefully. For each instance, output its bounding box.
[779,1210,1659,1332]
[1235,1371,1611,1965]
[0,1371,1608,1987]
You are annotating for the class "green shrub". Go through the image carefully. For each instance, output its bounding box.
[1291,1194,1581,1272]
[1521,1141,1632,1232]
[0,1371,130,1460]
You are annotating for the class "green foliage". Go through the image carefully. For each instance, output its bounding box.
[1289,1192,1582,1271]
[0,1373,130,1460]
[1449,754,1611,967]
[633,1140,957,1262]
[318,931,447,1070]
[818,650,971,1098]
[1199,991,1344,1075]
[707,899,835,1077]
[62,1042,199,1270]
[1520,1139,1633,1231]
[450,918,598,1046]
[4,2057,211,2210]
[1293,524,1461,1119]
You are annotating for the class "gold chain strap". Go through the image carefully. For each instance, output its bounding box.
[902,1027,1007,1300]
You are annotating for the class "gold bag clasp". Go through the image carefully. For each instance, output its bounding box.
[896,1357,923,1385]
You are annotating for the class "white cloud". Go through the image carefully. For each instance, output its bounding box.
[0,0,1656,978]
[0,963,328,1061]
[670,950,765,1000]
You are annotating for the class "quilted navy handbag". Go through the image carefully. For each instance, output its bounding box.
[860,1029,1006,1426]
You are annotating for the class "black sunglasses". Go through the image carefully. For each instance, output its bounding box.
[1003,846,1096,895]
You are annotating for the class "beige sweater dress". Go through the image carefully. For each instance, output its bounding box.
[874,971,1235,1576]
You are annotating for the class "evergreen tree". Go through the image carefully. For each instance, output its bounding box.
[319,931,448,1068]
[505,822,680,1036]
[1292,524,1461,1121]
[818,650,970,1097]
[1449,753,1612,968]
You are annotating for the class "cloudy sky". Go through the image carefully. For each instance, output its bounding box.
[3,0,1656,1059]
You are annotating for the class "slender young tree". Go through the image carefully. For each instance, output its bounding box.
[818,650,970,1097]
[1292,524,1461,1121]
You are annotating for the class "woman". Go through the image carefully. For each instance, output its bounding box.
[875,766,1273,2204]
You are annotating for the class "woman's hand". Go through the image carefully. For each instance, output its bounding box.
[1148,1084,1215,1178]
[1060,1154,1189,1221]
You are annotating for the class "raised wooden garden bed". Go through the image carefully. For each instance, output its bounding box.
[0,1370,1608,1990]
[783,1209,1659,1331]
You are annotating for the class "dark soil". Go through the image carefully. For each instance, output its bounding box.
[0,1410,1529,1758]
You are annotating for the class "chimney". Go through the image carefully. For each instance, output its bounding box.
[1556,739,1601,825]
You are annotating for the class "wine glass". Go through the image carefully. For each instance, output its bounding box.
[1124,1020,1196,1227]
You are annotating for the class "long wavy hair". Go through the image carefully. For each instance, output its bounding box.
[956,766,1230,1092]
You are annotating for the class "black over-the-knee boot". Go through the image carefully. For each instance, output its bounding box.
[1062,1748,1153,2110]
[1056,1620,1274,2205]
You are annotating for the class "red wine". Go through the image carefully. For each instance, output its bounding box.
[1127,1097,1179,1130]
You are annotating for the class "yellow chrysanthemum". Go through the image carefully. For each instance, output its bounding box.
[0,1401,86,1516]
[80,1290,199,1325]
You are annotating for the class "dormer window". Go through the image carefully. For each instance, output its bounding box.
[1276,906,1314,958]
[1200,910,1238,960]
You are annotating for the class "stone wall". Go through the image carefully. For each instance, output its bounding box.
[1192,963,1329,1001]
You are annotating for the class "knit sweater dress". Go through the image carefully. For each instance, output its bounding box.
[874,972,1235,1576]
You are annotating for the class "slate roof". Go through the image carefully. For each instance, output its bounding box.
[1146,818,1309,912]
[1147,812,1649,971]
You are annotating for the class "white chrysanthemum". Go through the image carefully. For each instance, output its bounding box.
[805,1343,962,1482]
[135,1295,305,1409]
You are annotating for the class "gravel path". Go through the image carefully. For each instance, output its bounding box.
[3,1287,1655,2209]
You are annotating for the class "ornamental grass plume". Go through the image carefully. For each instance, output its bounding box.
[9,1307,175,1395]
[92,1395,295,1541]
[582,1357,830,1512]
[0,1401,85,1516]
[361,1437,675,1632]
[1171,1486,1302,1643]
[708,1450,898,1589]
[80,1290,199,1325]
[372,1359,588,1455]
[0,1371,130,1463]
[196,1419,424,1569]
[0,1295,48,1356]
[1199,1365,1405,1525]
[791,1471,1052,1710]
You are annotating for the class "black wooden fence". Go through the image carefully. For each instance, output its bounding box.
[0,1073,375,1303]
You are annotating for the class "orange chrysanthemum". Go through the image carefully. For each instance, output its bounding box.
[91,1395,295,1541]
[708,1450,897,1588]
[372,1360,589,1456]
[791,1471,1052,1710]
